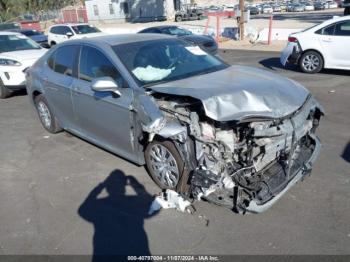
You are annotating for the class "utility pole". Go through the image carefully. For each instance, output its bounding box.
[239,0,245,40]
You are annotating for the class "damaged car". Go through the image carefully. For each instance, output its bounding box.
[26,34,323,213]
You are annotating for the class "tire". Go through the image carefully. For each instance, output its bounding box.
[0,78,11,99]
[175,16,182,22]
[145,139,184,190]
[34,94,62,134]
[299,51,323,74]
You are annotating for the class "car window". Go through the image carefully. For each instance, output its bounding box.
[71,25,100,34]
[53,45,79,76]
[141,28,161,33]
[334,21,350,36]
[61,26,73,35]
[320,24,336,35]
[79,46,124,86]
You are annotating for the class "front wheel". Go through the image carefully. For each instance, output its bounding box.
[299,51,323,74]
[34,95,62,134]
[145,140,184,189]
[175,15,182,22]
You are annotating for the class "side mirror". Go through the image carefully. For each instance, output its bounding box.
[91,77,121,97]
[66,32,73,38]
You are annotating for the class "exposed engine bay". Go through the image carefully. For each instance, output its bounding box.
[137,92,323,214]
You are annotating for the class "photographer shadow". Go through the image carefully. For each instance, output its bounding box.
[78,170,157,261]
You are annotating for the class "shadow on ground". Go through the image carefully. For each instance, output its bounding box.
[259,57,298,71]
[78,170,157,261]
[341,142,350,163]
[259,57,350,76]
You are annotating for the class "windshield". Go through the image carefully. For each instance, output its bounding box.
[165,27,192,36]
[0,35,41,52]
[22,30,42,36]
[71,25,101,34]
[113,39,227,87]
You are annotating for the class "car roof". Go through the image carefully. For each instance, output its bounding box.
[50,23,90,27]
[65,33,174,46]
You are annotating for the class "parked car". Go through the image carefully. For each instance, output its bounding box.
[293,4,305,12]
[138,26,218,55]
[9,29,48,47]
[262,5,274,13]
[0,22,21,31]
[175,4,204,22]
[272,5,282,12]
[314,2,326,10]
[248,6,260,15]
[26,34,323,213]
[325,1,338,8]
[0,32,47,98]
[48,23,104,47]
[280,4,288,11]
[281,16,350,73]
[304,3,315,10]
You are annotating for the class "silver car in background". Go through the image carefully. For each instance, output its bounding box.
[26,34,323,213]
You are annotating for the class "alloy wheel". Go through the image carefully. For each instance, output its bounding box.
[148,144,180,188]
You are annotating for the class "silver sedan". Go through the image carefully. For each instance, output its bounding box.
[26,34,323,213]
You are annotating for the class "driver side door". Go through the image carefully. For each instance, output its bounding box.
[71,45,136,161]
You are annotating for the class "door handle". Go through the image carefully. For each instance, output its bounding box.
[322,38,332,42]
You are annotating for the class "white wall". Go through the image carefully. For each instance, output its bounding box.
[85,0,127,21]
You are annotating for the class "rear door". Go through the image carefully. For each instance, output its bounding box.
[71,45,135,160]
[317,20,350,68]
[44,45,80,129]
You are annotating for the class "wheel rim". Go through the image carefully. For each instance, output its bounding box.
[302,54,320,72]
[37,101,52,129]
[149,144,180,188]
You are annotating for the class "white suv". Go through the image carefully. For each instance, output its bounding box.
[281,16,350,73]
[48,23,105,46]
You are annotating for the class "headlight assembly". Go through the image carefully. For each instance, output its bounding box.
[0,58,22,66]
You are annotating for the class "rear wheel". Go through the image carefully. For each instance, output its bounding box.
[0,78,11,99]
[145,140,184,189]
[299,51,323,74]
[175,15,182,22]
[34,95,62,134]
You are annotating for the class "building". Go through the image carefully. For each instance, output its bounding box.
[85,0,188,23]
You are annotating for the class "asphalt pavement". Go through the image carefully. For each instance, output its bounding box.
[0,49,349,255]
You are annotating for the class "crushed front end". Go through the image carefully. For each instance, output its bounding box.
[139,92,323,213]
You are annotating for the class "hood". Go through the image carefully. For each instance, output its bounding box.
[180,34,214,44]
[149,65,310,122]
[0,48,47,62]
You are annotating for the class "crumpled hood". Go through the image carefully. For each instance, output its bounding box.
[149,65,310,121]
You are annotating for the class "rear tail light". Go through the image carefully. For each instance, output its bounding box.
[288,36,298,43]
